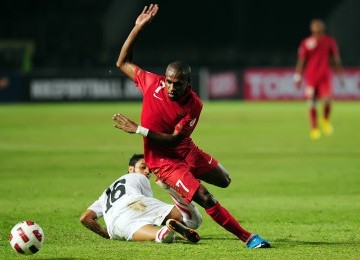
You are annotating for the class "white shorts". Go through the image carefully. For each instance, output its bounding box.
[111,196,174,241]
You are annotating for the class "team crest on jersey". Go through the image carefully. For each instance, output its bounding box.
[189,118,197,127]
[305,38,317,50]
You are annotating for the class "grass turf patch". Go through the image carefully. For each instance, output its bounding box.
[1,101,359,259]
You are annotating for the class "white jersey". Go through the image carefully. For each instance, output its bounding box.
[88,173,156,238]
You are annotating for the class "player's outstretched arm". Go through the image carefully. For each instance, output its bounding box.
[80,209,110,239]
[113,113,184,146]
[116,4,159,81]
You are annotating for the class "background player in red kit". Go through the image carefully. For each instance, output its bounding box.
[294,18,344,140]
[112,4,270,248]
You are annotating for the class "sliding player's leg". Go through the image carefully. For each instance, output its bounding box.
[132,224,175,243]
[111,196,179,243]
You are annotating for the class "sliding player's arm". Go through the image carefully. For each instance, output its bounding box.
[80,209,110,239]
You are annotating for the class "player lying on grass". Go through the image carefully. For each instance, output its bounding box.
[113,3,270,248]
[80,154,201,243]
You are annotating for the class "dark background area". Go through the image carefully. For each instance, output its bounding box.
[1,0,359,71]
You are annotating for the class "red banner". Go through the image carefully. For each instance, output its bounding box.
[244,68,360,100]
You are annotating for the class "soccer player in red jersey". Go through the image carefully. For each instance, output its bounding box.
[294,18,344,140]
[112,4,270,248]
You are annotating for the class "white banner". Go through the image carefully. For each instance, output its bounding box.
[30,78,142,100]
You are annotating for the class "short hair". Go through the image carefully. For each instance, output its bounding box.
[311,18,325,24]
[166,60,192,83]
[128,154,144,166]
[310,18,326,27]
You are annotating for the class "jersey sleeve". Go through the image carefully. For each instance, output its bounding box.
[88,200,103,218]
[175,99,203,137]
[134,66,162,94]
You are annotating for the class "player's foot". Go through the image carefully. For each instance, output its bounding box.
[310,128,321,140]
[246,234,271,248]
[320,118,333,136]
[166,219,200,243]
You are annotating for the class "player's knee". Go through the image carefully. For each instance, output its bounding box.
[166,207,183,223]
[305,87,315,100]
[217,164,231,188]
[221,175,231,188]
[216,178,231,188]
[224,179,231,188]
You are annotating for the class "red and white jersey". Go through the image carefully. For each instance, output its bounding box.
[134,66,203,168]
[298,35,339,83]
[88,173,152,237]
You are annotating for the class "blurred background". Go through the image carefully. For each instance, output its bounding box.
[1,0,359,102]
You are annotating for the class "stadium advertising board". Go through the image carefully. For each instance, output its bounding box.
[244,68,360,100]
[29,78,142,101]
[26,68,199,102]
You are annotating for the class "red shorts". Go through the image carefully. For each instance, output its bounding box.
[305,76,332,98]
[152,146,218,204]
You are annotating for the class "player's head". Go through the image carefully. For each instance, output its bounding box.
[128,154,150,178]
[165,61,191,101]
[310,18,325,35]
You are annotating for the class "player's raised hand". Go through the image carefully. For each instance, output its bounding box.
[113,113,138,134]
[135,4,159,28]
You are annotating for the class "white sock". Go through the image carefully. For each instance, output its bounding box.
[155,227,175,243]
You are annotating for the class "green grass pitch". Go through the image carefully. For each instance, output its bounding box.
[1,101,359,259]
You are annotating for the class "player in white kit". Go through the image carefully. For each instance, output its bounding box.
[80,154,202,243]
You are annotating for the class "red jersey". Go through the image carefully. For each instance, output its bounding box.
[298,35,339,84]
[134,66,203,169]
